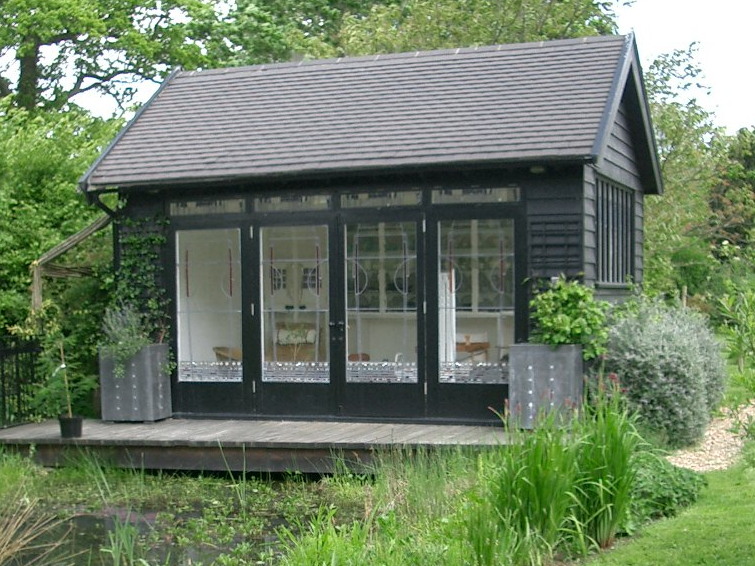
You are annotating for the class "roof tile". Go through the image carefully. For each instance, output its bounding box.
[82,35,630,190]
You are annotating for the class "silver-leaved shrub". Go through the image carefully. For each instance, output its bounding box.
[603,297,726,448]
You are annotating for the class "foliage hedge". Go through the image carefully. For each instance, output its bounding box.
[629,450,707,528]
[603,297,726,448]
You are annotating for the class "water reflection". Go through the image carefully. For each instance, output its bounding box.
[28,507,278,566]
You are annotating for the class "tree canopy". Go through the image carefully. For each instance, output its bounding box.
[338,0,619,55]
[0,101,118,329]
[710,127,755,253]
[0,0,624,112]
[0,0,215,111]
[640,45,726,297]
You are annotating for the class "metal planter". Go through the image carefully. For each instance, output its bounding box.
[508,343,583,429]
[99,344,172,422]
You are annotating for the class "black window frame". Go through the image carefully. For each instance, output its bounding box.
[596,178,634,285]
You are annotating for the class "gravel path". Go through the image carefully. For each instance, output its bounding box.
[666,403,755,472]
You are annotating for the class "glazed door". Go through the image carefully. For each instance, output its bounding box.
[428,215,521,421]
[172,227,249,417]
[340,217,424,417]
[258,223,335,415]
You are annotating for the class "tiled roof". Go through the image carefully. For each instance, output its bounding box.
[81,35,647,191]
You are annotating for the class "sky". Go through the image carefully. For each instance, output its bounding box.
[615,0,755,133]
[81,1,755,134]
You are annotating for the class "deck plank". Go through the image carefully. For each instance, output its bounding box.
[0,418,507,473]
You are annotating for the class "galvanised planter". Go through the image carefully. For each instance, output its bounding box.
[99,343,172,422]
[508,343,583,429]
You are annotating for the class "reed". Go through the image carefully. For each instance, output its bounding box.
[0,487,70,566]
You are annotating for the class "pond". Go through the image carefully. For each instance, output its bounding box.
[25,504,287,566]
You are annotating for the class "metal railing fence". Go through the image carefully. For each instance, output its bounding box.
[0,338,42,427]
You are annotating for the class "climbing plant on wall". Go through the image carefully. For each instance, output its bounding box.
[113,214,171,344]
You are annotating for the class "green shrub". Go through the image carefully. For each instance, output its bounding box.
[479,390,643,559]
[529,276,610,360]
[717,282,755,373]
[629,451,706,527]
[697,325,728,413]
[487,412,578,553]
[723,367,755,408]
[603,297,727,447]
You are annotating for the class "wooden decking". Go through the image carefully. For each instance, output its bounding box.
[0,418,507,473]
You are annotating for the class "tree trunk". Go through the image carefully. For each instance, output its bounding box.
[17,41,40,111]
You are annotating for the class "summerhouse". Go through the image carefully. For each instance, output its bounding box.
[80,34,662,424]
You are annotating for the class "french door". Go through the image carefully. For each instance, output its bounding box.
[340,213,425,417]
[172,209,519,422]
[172,227,248,417]
[257,222,334,415]
[427,212,523,421]
[256,214,425,418]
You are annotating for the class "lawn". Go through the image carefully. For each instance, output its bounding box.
[584,450,755,566]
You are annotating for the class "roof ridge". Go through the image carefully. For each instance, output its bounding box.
[178,34,628,80]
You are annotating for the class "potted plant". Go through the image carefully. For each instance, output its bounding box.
[98,302,172,422]
[35,343,87,438]
[508,276,609,427]
[55,363,83,438]
[49,344,84,438]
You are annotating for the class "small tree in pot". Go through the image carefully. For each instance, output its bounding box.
[54,345,83,438]
[10,303,95,436]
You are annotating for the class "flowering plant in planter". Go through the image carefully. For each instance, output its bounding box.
[509,277,610,428]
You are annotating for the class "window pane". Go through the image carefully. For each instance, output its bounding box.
[261,225,329,383]
[254,194,331,212]
[176,229,243,382]
[432,186,519,204]
[170,199,245,216]
[438,219,514,384]
[341,190,421,208]
[345,222,418,383]
[597,179,633,284]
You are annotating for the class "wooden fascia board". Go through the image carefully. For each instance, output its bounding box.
[81,155,595,196]
[626,43,664,195]
[590,34,663,195]
[591,34,635,170]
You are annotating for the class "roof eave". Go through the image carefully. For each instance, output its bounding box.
[84,155,596,194]
[78,68,183,199]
